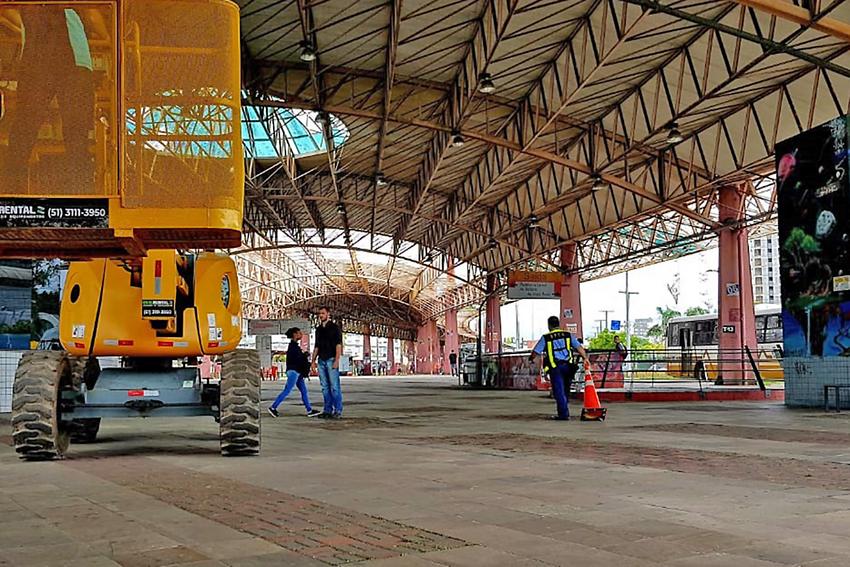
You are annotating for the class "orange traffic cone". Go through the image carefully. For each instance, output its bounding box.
[580,367,607,421]
[535,368,550,391]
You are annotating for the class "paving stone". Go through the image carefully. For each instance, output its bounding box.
[728,542,839,565]
[350,555,445,566]
[0,542,101,567]
[222,551,326,566]
[420,545,545,567]
[112,545,210,567]
[663,552,785,567]
[188,537,283,560]
[3,378,850,567]
[0,519,75,548]
[86,533,185,557]
[800,557,850,567]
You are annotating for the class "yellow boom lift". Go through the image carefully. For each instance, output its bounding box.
[1,0,260,459]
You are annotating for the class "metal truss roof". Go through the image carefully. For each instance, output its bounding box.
[236,0,850,336]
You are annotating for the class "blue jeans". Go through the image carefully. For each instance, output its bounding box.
[317,358,342,414]
[271,370,312,412]
[549,363,575,419]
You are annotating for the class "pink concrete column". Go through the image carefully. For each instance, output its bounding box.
[559,243,584,339]
[405,339,415,374]
[387,333,396,375]
[485,274,502,353]
[362,326,372,375]
[443,312,458,375]
[429,320,439,373]
[717,184,758,384]
[417,321,438,374]
[444,257,460,374]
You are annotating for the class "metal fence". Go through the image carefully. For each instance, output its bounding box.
[0,354,125,414]
[463,347,784,392]
[0,351,25,413]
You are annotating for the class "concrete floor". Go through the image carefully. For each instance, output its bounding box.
[2,375,850,567]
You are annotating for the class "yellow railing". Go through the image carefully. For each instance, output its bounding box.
[0,0,243,253]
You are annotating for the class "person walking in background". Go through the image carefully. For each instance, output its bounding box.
[311,306,344,419]
[611,334,628,385]
[449,350,458,376]
[529,316,589,421]
[613,334,628,359]
[268,327,321,418]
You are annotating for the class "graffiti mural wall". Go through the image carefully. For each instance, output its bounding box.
[776,116,850,358]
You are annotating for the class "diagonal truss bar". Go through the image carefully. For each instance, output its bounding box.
[731,0,850,43]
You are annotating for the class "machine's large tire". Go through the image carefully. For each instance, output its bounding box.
[69,356,100,391]
[219,349,261,456]
[11,351,73,460]
[70,418,100,443]
[68,356,101,443]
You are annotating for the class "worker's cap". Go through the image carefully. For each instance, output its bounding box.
[285,327,301,338]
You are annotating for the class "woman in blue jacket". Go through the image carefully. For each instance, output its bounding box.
[268,327,321,417]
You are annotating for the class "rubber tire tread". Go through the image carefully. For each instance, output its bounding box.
[68,356,101,443]
[68,355,100,390]
[219,349,261,456]
[70,418,101,443]
[11,351,71,460]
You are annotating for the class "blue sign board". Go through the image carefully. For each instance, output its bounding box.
[610,320,621,331]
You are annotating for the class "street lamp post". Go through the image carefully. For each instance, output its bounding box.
[619,271,639,351]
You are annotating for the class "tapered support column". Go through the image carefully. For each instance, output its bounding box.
[718,185,758,384]
[405,340,415,374]
[387,333,396,375]
[559,243,584,338]
[485,274,502,353]
[362,326,372,376]
[417,320,439,374]
[443,310,458,374]
[444,258,459,374]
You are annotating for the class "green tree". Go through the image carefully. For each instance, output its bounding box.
[685,306,710,316]
[587,329,663,351]
[656,306,681,328]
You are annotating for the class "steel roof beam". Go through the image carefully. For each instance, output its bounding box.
[372,0,402,240]
[234,243,487,291]
[731,0,850,43]
[393,0,522,245]
[429,1,729,258]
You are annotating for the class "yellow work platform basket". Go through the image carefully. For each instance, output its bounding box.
[0,0,243,257]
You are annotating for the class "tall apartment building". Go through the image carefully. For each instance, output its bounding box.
[749,234,781,305]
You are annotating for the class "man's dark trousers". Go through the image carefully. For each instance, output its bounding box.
[549,362,575,419]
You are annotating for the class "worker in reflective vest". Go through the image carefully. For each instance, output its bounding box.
[529,316,589,420]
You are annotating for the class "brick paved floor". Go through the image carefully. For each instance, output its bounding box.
[415,433,850,490]
[67,457,465,565]
[632,423,850,445]
[2,376,850,566]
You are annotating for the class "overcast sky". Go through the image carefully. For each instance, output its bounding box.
[498,248,722,343]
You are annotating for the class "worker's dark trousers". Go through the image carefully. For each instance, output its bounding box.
[549,362,575,419]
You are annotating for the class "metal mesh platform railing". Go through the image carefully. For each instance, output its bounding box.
[464,347,784,392]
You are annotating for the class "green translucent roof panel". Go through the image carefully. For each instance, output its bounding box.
[241,106,349,159]
[126,99,349,160]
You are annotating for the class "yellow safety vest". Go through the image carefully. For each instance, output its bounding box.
[542,329,573,373]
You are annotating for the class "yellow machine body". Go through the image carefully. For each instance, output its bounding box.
[0,0,243,257]
[60,251,242,357]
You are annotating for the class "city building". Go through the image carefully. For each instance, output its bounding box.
[749,234,781,305]
[632,318,653,338]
